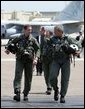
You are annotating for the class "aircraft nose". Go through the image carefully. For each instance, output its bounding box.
[6,29,16,36]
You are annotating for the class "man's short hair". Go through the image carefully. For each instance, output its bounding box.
[54,25,64,32]
[40,26,45,31]
[23,25,32,30]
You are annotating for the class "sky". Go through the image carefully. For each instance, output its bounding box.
[1,1,71,12]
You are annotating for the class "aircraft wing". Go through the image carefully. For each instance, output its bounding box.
[12,20,84,26]
[1,20,84,26]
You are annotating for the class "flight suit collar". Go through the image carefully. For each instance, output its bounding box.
[23,34,33,40]
[28,34,33,40]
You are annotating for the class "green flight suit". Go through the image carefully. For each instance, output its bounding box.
[49,35,81,97]
[42,37,53,90]
[7,34,40,96]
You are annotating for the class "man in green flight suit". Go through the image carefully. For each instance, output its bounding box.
[5,25,40,101]
[49,25,81,103]
[42,30,53,95]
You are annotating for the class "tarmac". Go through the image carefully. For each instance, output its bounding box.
[1,46,84,108]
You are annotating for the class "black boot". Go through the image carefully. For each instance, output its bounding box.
[54,90,59,101]
[46,88,52,95]
[23,95,28,101]
[13,93,20,101]
[13,89,20,101]
[60,96,65,103]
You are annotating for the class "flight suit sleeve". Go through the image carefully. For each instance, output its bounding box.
[12,37,20,43]
[7,37,20,45]
[33,38,40,58]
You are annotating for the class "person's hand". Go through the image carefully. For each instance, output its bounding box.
[74,51,80,56]
[5,50,10,55]
[33,57,38,65]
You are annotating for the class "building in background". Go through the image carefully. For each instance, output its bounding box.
[1,10,59,21]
